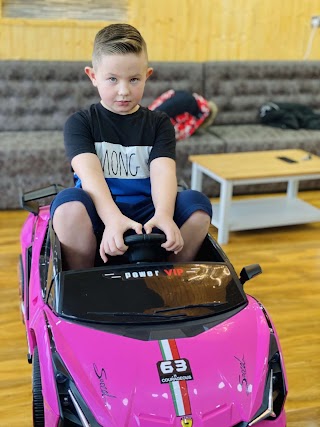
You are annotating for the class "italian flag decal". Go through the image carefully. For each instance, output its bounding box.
[158,339,192,416]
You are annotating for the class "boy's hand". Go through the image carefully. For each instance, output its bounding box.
[100,215,143,262]
[144,214,184,254]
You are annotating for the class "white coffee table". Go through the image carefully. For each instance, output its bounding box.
[189,149,320,244]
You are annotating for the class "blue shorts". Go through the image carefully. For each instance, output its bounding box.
[50,188,212,236]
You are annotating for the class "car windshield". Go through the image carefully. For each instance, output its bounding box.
[55,263,246,324]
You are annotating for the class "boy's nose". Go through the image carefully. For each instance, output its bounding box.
[118,83,129,97]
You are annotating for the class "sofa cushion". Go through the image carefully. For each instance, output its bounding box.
[141,62,205,107]
[0,131,73,209]
[175,132,225,196]
[209,124,320,156]
[0,61,98,131]
[204,61,320,125]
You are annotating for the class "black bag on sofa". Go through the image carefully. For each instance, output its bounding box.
[259,101,320,130]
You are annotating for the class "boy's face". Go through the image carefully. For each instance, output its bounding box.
[85,52,153,115]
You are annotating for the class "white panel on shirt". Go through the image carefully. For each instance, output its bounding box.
[95,142,152,179]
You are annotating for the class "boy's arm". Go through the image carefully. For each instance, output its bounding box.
[71,152,143,261]
[144,157,184,254]
[72,153,118,218]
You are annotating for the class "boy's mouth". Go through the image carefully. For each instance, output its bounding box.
[116,100,130,106]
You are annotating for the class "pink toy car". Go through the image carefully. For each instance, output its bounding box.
[18,185,287,427]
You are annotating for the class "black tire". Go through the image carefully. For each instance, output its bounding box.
[32,347,45,426]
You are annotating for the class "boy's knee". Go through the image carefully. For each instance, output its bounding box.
[177,190,212,219]
[188,210,211,227]
[190,209,210,223]
[53,201,89,225]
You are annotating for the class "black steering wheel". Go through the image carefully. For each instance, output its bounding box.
[124,233,167,263]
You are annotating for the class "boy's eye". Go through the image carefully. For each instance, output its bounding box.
[108,77,117,83]
[131,78,140,83]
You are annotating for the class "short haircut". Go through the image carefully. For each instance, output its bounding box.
[92,23,148,68]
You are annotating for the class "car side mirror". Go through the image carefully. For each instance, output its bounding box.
[239,264,262,285]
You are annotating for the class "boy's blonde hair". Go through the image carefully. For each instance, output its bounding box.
[92,23,148,68]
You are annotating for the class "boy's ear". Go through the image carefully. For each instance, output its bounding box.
[146,67,153,80]
[84,66,97,86]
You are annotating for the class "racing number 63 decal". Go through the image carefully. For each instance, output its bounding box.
[159,359,191,377]
[158,339,193,416]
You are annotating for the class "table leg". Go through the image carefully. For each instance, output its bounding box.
[287,178,299,199]
[217,180,233,245]
[191,163,203,191]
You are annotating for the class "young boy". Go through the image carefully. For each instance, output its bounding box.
[51,23,212,270]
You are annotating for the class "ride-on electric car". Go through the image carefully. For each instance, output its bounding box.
[18,185,287,427]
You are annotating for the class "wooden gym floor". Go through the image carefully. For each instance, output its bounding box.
[0,191,319,426]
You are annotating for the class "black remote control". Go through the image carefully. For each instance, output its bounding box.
[277,156,298,164]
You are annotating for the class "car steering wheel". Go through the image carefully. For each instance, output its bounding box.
[124,233,167,263]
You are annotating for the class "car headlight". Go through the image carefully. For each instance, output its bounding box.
[248,332,287,426]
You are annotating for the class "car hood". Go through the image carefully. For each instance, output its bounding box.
[47,297,271,426]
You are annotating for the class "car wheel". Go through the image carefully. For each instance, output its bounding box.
[32,347,45,426]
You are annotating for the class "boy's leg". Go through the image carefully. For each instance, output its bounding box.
[173,210,211,262]
[51,188,102,270]
[172,189,212,262]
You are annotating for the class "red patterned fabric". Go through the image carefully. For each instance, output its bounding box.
[148,90,211,140]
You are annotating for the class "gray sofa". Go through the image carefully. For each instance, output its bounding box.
[1,60,320,209]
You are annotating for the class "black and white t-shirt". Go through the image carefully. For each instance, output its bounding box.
[64,103,176,204]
